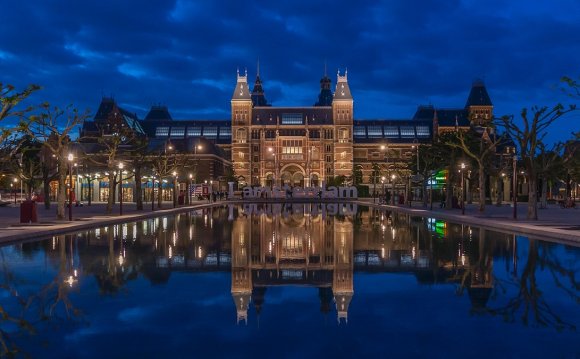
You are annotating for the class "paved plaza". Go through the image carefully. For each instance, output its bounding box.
[0,199,577,244]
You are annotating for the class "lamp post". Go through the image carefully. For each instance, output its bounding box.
[118,162,124,216]
[74,163,78,204]
[11,182,15,205]
[512,155,517,219]
[68,153,73,221]
[460,163,466,215]
[268,147,277,187]
[151,175,155,211]
[194,143,202,183]
[381,176,386,204]
[391,174,396,206]
[172,171,177,208]
[188,173,193,204]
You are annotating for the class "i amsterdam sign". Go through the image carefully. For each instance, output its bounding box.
[228,182,358,199]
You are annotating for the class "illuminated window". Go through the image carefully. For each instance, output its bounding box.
[155,126,169,137]
[383,126,399,138]
[236,128,247,143]
[238,151,245,159]
[400,126,415,138]
[353,126,366,138]
[340,151,347,159]
[281,113,303,125]
[416,126,430,137]
[203,127,217,139]
[170,127,185,137]
[187,126,201,137]
[282,140,302,154]
[219,127,231,139]
[367,125,382,138]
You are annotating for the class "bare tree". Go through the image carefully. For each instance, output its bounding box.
[24,104,89,219]
[499,104,576,219]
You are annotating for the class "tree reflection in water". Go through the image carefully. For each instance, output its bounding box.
[484,238,578,331]
[0,235,82,357]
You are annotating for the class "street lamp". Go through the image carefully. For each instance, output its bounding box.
[381,176,386,204]
[391,174,396,206]
[512,155,517,219]
[460,162,466,215]
[151,174,156,211]
[188,173,193,204]
[268,147,277,187]
[11,181,15,205]
[172,171,178,208]
[118,162,124,216]
[68,153,74,221]
[194,143,202,184]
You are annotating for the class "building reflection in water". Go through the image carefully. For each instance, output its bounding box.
[231,203,355,324]
[31,204,540,326]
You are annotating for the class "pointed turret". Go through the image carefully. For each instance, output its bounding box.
[334,292,353,324]
[232,291,252,325]
[251,61,269,107]
[465,79,492,107]
[315,64,333,106]
[232,69,252,101]
[333,69,353,100]
[466,79,493,126]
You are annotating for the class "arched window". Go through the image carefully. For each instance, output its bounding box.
[236,128,247,143]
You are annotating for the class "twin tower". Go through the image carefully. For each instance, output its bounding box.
[230,68,354,187]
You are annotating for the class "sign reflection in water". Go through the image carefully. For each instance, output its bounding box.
[0,204,578,356]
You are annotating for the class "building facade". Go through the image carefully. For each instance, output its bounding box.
[76,67,496,202]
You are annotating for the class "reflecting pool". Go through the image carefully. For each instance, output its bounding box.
[1,203,578,357]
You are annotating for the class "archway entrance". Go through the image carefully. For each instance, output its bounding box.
[280,165,305,187]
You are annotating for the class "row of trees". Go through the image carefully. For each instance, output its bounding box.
[406,77,579,220]
[1,83,237,220]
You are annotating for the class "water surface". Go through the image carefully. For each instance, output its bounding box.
[0,203,578,358]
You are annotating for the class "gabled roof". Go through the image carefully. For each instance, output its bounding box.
[145,105,172,121]
[252,107,333,125]
[232,71,251,101]
[413,105,435,121]
[436,109,470,127]
[466,79,492,107]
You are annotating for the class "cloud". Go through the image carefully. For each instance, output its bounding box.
[1,0,578,143]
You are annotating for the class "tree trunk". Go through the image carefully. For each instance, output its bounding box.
[445,165,453,210]
[43,169,51,210]
[135,165,143,211]
[422,178,428,207]
[57,171,66,220]
[157,181,163,209]
[106,170,115,214]
[527,176,538,220]
[540,177,548,209]
[478,163,486,213]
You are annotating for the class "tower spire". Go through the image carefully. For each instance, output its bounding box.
[257,58,260,77]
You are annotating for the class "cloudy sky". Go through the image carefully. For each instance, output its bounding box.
[1,0,579,143]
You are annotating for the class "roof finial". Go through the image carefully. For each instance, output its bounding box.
[257,58,260,77]
[245,67,248,77]
[324,60,327,77]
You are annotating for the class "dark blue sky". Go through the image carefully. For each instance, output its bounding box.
[1,0,579,143]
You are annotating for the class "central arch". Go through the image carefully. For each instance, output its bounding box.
[279,164,305,187]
